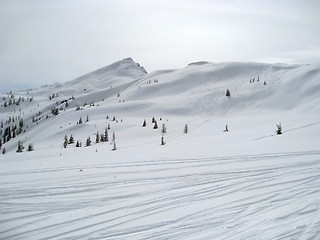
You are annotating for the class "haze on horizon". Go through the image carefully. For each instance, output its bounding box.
[0,0,319,92]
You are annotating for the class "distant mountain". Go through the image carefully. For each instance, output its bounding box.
[0,58,320,152]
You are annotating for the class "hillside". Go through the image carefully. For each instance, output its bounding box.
[1,58,320,239]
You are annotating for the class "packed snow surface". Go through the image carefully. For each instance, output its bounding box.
[1,58,320,239]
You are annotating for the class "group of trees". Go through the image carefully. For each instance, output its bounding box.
[16,141,33,153]
[1,118,24,145]
[2,95,33,108]
[142,117,189,145]
[249,76,267,85]
[62,127,117,151]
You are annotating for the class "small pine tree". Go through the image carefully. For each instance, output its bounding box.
[153,121,158,129]
[161,135,166,145]
[96,132,100,143]
[16,140,24,153]
[112,141,117,151]
[86,115,89,122]
[161,123,167,134]
[78,117,83,124]
[86,137,91,147]
[276,123,282,135]
[263,81,267,85]
[112,132,116,143]
[76,141,80,147]
[2,147,6,154]
[104,128,109,142]
[224,124,229,132]
[226,89,231,97]
[152,117,155,123]
[63,136,68,148]
[27,143,34,152]
[100,134,105,142]
[69,135,75,144]
[107,124,111,130]
[184,124,188,134]
[142,119,147,127]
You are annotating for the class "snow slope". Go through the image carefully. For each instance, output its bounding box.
[1,58,320,239]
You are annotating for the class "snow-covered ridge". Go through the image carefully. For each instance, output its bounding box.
[1,59,320,152]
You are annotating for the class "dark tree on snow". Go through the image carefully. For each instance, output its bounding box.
[27,143,34,152]
[2,147,6,154]
[112,132,116,143]
[96,132,100,143]
[112,141,117,151]
[184,124,189,134]
[161,123,167,134]
[78,117,83,124]
[276,123,282,135]
[63,136,68,148]
[153,121,158,129]
[226,89,231,97]
[86,137,91,147]
[104,128,109,142]
[69,135,75,144]
[16,140,24,153]
[100,134,105,142]
[142,119,147,127]
[224,124,229,132]
[152,117,155,123]
[161,135,166,145]
[86,115,89,122]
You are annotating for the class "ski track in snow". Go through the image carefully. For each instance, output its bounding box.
[1,150,320,240]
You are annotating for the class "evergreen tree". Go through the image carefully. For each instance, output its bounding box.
[63,136,68,148]
[2,147,6,154]
[100,134,105,142]
[96,132,100,143]
[226,89,231,97]
[161,123,167,134]
[86,137,91,147]
[16,140,24,153]
[86,115,89,122]
[161,135,166,145]
[153,121,158,129]
[27,143,34,152]
[264,81,267,85]
[51,107,59,115]
[112,141,117,151]
[224,124,229,132]
[104,128,109,142]
[69,135,75,144]
[112,132,116,143]
[76,141,80,147]
[276,123,282,135]
[19,119,23,129]
[152,117,155,123]
[107,124,111,130]
[78,117,83,124]
[142,119,147,127]
[184,124,189,134]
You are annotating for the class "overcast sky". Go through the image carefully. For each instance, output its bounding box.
[0,0,319,92]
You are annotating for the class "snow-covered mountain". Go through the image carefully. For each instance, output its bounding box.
[1,58,320,239]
